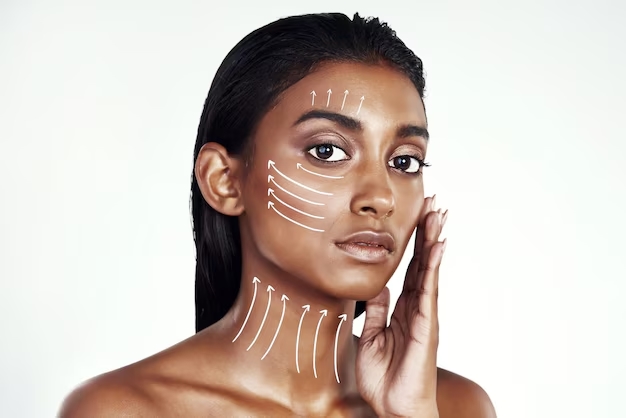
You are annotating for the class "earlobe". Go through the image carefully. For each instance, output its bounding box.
[194,143,245,216]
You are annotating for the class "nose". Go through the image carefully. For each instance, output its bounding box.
[349,165,395,220]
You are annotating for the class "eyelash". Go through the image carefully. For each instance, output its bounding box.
[306,143,431,176]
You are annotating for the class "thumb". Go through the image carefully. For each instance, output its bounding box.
[360,286,391,344]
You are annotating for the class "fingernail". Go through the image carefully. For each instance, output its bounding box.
[432,195,437,211]
[442,209,448,227]
[442,238,447,254]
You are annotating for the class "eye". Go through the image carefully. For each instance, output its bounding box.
[388,155,424,173]
[307,144,349,162]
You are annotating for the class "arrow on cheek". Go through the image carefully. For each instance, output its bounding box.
[296,163,344,179]
[267,188,324,219]
[267,202,324,233]
[268,160,333,196]
[267,175,325,206]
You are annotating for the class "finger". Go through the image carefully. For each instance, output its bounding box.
[405,209,442,293]
[399,240,445,398]
[417,207,444,278]
[360,286,391,345]
[402,239,445,380]
[433,208,448,293]
[403,196,435,292]
[413,195,436,255]
[414,209,444,301]
[418,238,446,322]
[441,209,448,232]
[433,209,448,283]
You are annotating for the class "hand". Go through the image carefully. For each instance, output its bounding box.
[356,195,447,418]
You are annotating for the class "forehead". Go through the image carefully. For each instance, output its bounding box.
[265,61,426,130]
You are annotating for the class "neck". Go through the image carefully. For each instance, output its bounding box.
[218,261,360,407]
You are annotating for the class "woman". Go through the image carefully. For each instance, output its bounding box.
[60,12,496,417]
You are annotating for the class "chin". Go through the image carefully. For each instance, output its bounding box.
[317,265,394,301]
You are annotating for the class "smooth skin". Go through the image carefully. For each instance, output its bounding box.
[59,62,496,417]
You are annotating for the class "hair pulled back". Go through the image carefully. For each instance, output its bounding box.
[191,12,426,332]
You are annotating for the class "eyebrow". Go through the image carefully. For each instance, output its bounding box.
[292,109,429,141]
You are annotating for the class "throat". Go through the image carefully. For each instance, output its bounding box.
[222,276,359,392]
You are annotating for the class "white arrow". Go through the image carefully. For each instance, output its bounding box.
[295,304,310,373]
[326,89,332,107]
[268,201,324,232]
[341,90,348,110]
[246,285,274,351]
[261,294,289,360]
[313,309,328,378]
[296,163,344,179]
[267,175,324,206]
[310,90,316,106]
[232,277,261,342]
[268,188,324,219]
[268,160,332,196]
[356,96,365,115]
[334,314,347,383]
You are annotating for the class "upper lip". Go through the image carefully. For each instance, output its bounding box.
[336,230,396,252]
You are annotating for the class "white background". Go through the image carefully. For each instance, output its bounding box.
[1,0,625,416]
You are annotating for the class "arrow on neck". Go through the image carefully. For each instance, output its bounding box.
[334,313,348,383]
[232,277,261,342]
[313,309,328,378]
[246,284,274,351]
[295,304,310,373]
[261,294,290,360]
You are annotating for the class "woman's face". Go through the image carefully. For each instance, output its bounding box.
[241,62,428,301]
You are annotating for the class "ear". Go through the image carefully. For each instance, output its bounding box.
[194,143,245,216]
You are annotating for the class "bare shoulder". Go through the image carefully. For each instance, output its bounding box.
[58,370,158,418]
[436,367,497,418]
[57,332,243,417]
[58,333,193,417]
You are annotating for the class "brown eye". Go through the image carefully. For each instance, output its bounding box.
[307,144,349,162]
[388,155,421,173]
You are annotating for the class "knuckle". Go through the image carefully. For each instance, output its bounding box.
[417,262,435,274]
[419,287,433,296]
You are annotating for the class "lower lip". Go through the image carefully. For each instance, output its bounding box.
[335,243,391,264]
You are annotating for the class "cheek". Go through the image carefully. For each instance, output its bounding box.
[243,160,341,265]
[258,159,344,232]
[398,191,421,219]
[395,188,423,239]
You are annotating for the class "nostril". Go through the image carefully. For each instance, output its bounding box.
[359,206,377,215]
[350,188,395,219]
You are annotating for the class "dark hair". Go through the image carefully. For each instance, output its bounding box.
[191,12,426,333]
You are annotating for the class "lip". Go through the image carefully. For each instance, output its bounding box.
[335,231,395,264]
